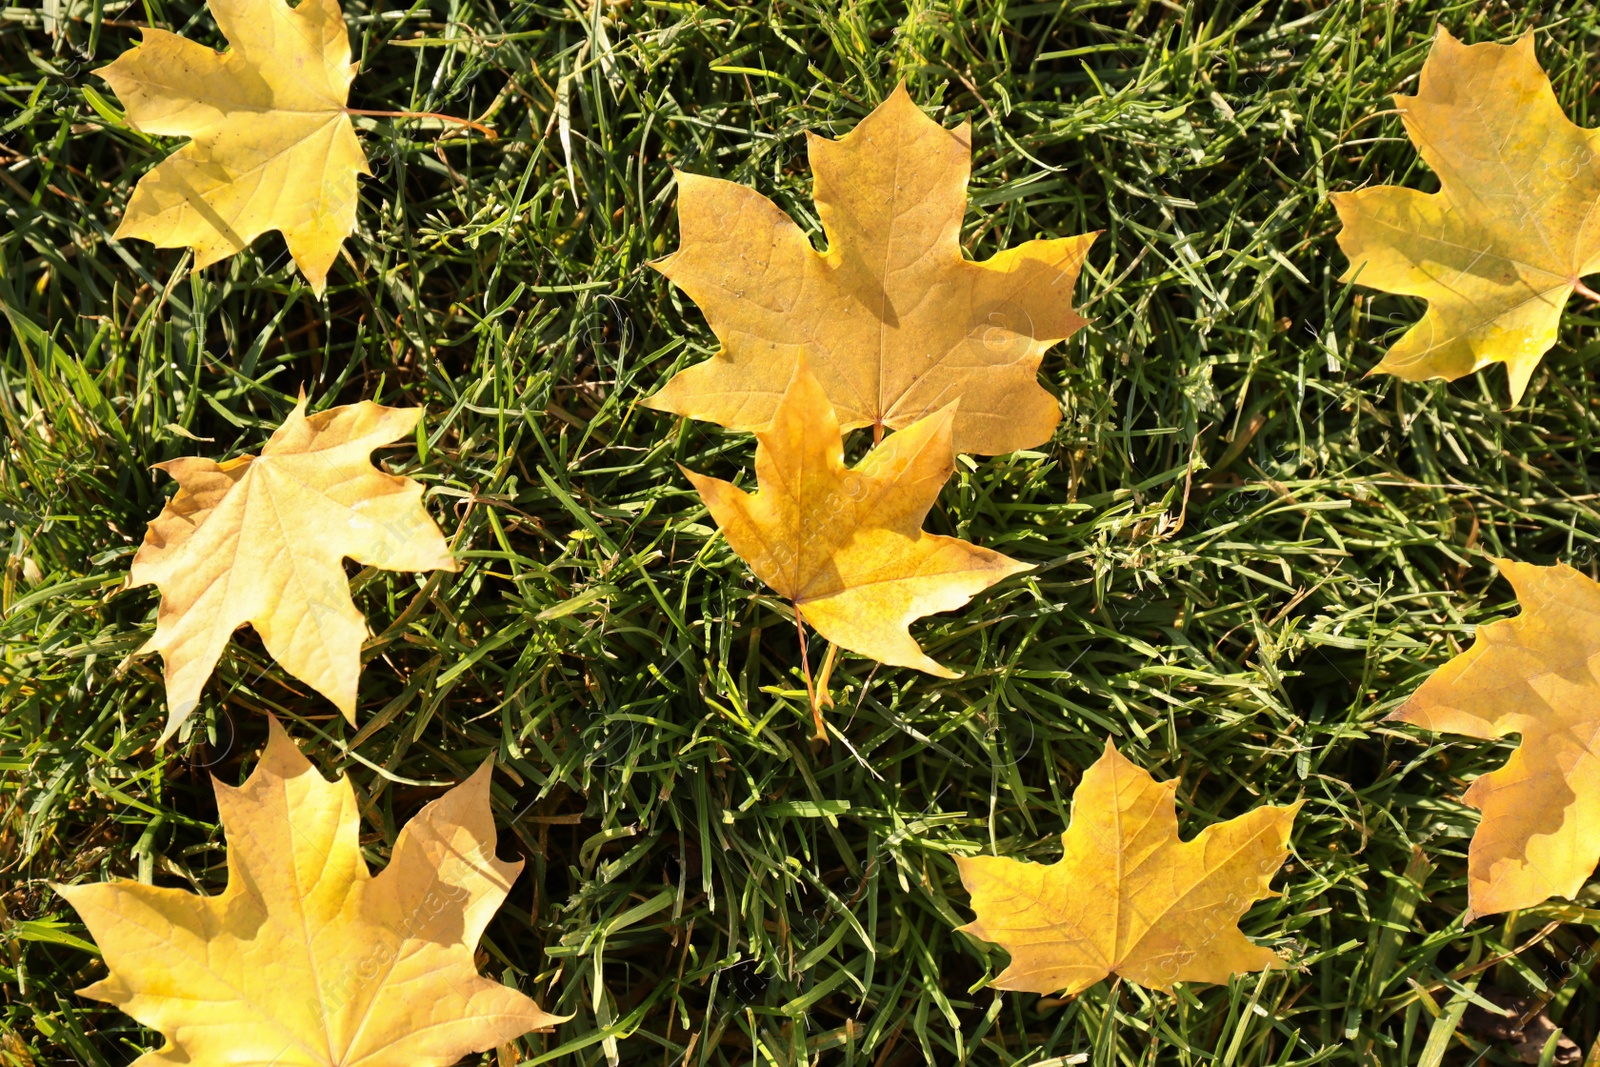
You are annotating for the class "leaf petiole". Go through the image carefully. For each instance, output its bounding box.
[794,605,827,740]
[344,108,498,140]
[814,642,838,712]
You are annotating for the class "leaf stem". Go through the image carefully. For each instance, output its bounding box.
[1576,279,1600,305]
[343,108,498,140]
[794,605,827,740]
[819,421,884,722]
[815,642,838,711]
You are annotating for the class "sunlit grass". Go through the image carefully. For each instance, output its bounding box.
[6,0,1600,1063]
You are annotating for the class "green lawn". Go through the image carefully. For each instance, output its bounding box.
[6,0,1600,1064]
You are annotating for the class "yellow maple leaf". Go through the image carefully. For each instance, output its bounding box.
[1389,559,1600,918]
[682,358,1031,730]
[55,717,564,1066]
[131,398,457,743]
[646,83,1097,456]
[1330,27,1600,403]
[956,740,1300,995]
[97,0,370,295]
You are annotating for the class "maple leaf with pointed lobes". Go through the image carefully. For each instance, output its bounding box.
[1330,27,1600,404]
[55,717,565,1067]
[1389,559,1600,919]
[956,740,1300,996]
[96,0,370,295]
[131,398,457,744]
[682,358,1031,726]
[646,83,1097,456]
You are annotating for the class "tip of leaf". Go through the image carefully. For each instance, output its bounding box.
[155,698,194,747]
[1382,701,1416,724]
[466,756,497,788]
[256,714,316,782]
[264,712,290,745]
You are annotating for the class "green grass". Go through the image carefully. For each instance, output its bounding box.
[6,0,1600,1063]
